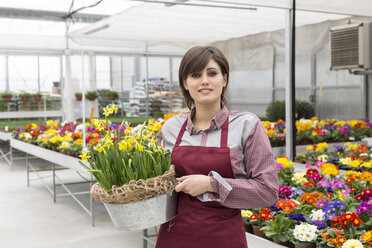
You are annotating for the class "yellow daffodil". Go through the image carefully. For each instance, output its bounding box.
[79,152,91,161]
[315,142,328,152]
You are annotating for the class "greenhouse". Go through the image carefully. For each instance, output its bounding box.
[1,0,372,248]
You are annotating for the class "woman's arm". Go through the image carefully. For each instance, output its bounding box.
[206,120,279,209]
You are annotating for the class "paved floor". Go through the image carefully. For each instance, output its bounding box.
[0,149,281,248]
[0,151,151,248]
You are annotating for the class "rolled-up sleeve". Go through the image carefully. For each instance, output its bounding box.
[207,121,279,209]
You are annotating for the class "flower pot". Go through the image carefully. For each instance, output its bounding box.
[34,95,42,102]
[2,96,12,102]
[75,95,82,101]
[273,237,291,247]
[21,96,29,102]
[103,190,177,231]
[294,243,316,248]
[244,224,253,234]
[252,225,268,239]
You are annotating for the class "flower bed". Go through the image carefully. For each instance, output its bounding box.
[295,142,372,172]
[10,104,164,158]
[242,156,372,248]
[264,118,372,147]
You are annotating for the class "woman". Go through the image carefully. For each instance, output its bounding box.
[155,46,279,248]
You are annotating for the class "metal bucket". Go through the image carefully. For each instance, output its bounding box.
[104,190,177,231]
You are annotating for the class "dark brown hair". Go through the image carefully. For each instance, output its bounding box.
[178,46,229,109]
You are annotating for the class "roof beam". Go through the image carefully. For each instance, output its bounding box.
[0,7,108,23]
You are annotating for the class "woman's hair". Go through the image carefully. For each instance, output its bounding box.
[178,46,229,109]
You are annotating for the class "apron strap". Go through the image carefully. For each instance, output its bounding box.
[175,120,188,147]
[175,116,229,148]
[220,116,229,148]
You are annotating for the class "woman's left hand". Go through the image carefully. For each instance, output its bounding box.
[175,174,215,196]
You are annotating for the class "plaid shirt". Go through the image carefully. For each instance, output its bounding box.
[157,106,279,209]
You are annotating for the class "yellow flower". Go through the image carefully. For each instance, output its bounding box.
[266,129,275,137]
[346,144,358,151]
[263,121,271,128]
[97,146,105,153]
[75,139,84,145]
[306,145,315,151]
[311,117,318,121]
[79,152,91,161]
[118,142,128,151]
[111,103,118,113]
[338,190,344,201]
[154,122,163,132]
[339,157,352,166]
[276,157,293,168]
[320,163,339,176]
[124,127,132,136]
[103,106,113,117]
[47,120,54,126]
[350,160,361,168]
[315,142,328,152]
[318,154,329,162]
[292,172,308,184]
[241,210,253,218]
[137,144,144,152]
[31,123,37,129]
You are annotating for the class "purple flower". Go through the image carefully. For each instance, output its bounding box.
[314,161,325,168]
[312,220,327,230]
[333,144,345,153]
[291,187,305,198]
[356,201,372,215]
[317,179,329,188]
[289,214,307,224]
[339,126,349,136]
[279,186,292,199]
[276,162,284,171]
[324,124,337,131]
[316,200,328,208]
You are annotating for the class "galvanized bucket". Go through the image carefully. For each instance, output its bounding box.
[104,190,177,231]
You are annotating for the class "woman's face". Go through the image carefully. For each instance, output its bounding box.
[184,59,227,108]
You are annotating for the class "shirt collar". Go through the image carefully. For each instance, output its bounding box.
[185,105,229,135]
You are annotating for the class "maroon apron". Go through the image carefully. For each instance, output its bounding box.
[156,117,247,248]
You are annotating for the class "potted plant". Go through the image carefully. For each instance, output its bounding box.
[80,104,177,231]
[18,92,32,102]
[85,91,99,101]
[75,92,82,101]
[291,222,318,248]
[1,92,13,103]
[249,208,273,240]
[33,92,42,102]
[106,91,119,101]
[261,213,295,246]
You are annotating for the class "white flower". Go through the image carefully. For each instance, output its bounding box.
[310,209,324,221]
[293,223,317,242]
[75,124,85,133]
[341,239,363,248]
[25,133,32,139]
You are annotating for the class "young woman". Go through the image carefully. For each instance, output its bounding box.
[155,46,279,248]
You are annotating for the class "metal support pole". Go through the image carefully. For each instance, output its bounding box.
[53,164,56,203]
[90,174,94,227]
[5,55,9,92]
[310,53,316,110]
[37,55,41,92]
[10,146,13,171]
[145,55,149,118]
[363,75,369,119]
[285,1,296,160]
[169,57,173,113]
[26,154,30,187]
[121,56,124,116]
[272,47,276,102]
[143,229,148,248]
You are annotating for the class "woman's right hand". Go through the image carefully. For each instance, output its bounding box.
[90,184,99,201]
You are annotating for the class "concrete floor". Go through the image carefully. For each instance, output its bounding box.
[0,149,281,248]
[0,152,152,248]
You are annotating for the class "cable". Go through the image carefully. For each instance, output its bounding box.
[66,0,105,18]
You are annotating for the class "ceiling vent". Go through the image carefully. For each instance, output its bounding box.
[330,22,372,70]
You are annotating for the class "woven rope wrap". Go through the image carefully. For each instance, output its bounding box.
[94,165,177,204]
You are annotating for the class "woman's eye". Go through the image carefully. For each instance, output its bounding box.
[208,71,217,76]
[191,73,200,78]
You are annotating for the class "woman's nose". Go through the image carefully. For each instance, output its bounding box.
[201,74,209,84]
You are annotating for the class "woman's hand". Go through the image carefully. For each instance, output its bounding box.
[90,184,99,201]
[175,175,216,196]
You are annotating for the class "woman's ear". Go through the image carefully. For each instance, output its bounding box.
[223,74,227,87]
[183,79,189,91]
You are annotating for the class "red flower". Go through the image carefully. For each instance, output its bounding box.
[250,214,257,220]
